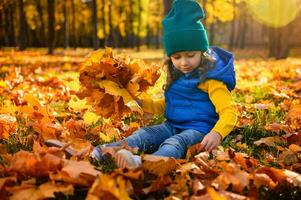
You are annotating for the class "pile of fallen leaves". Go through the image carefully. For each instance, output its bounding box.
[77,47,160,120]
[0,49,301,199]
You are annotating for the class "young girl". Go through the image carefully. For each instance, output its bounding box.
[90,0,237,168]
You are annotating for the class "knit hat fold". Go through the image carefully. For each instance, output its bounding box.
[162,0,209,56]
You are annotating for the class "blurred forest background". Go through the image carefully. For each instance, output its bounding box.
[1,0,301,59]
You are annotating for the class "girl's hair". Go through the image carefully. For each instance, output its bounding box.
[163,50,216,91]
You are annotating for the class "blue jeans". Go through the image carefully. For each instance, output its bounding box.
[98,122,206,159]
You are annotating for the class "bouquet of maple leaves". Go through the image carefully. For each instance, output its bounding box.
[77,47,160,120]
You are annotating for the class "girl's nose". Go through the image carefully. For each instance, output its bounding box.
[180,57,188,66]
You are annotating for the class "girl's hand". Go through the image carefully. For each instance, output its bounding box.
[200,130,222,152]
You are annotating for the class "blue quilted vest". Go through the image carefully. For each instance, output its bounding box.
[164,47,236,133]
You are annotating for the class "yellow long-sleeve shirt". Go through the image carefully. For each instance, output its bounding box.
[141,79,237,138]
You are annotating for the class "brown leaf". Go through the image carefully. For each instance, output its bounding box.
[286,104,301,129]
[256,167,287,183]
[264,123,293,134]
[232,152,259,170]
[283,169,301,187]
[279,150,299,166]
[289,144,301,153]
[65,119,87,138]
[38,182,74,197]
[253,173,277,189]
[114,168,143,180]
[168,172,191,198]
[254,136,285,147]
[86,175,132,200]
[142,154,179,176]
[186,143,203,160]
[212,162,250,193]
[78,48,159,120]
[191,190,249,200]
[142,175,172,194]
[8,150,63,177]
[50,160,101,187]
[0,114,17,140]
[207,187,227,200]
[192,180,206,196]
[0,176,17,191]
[62,160,100,178]
[6,182,73,200]
[284,130,301,146]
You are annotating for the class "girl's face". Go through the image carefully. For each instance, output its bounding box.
[170,51,202,74]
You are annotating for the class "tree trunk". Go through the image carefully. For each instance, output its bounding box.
[18,0,27,50]
[209,22,215,45]
[36,0,46,46]
[155,0,161,49]
[136,0,142,51]
[106,0,115,47]
[9,2,16,46]
[208,0,215,45]
[163,0,173,15]
[63,1,69,48]
[47,0,55,54]
[268,27,276,57]
[71,0,77,48]
[268,24,292,59]
[239,14,247,49]
[277,27,291,59]
[202,0,207,28]
[117,5,123,47]
[0,11,3,47]
[101,0,106,47]
[126,0,135,48]
[234,13,241,47]
[92,0,98,49]
[146,24,151,48]
[4,6,9,46]
[228,0,236,50]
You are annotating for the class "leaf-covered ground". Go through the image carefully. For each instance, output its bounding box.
[0,49,301,200]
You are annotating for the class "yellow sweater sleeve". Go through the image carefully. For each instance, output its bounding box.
[198,79,237,138]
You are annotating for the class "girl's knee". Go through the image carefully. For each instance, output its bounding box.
[159,137,183,149]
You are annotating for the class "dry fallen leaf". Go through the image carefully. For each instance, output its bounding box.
[50,160,101,187]
[86,175,132,200]
[142,154,179,176]
[6,182,73,200]
[8,150,63,177]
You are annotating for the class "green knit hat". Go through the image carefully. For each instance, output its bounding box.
[162,0,209,56]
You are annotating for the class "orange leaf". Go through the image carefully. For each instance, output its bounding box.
[233,152,259,170]
[8,150,63,177]
[264,123,293,134]
[279,150,299,166]
[283,169,301,187]
[86,175,132,200]
[0,176,17,190]
[254,136,285,147]
[0,114,17,139]
[142,154,179,176]
[285,130,301,146]
[256,167,287,183]
[207,187,227,200]
[289,144,301,153]
[50,160,101,187]
[6,182,73,200]
[286,104,301,129]
[213,162,250,193]
[253,173,277,189]
[192,179,206,196]
[142,175,172,194]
